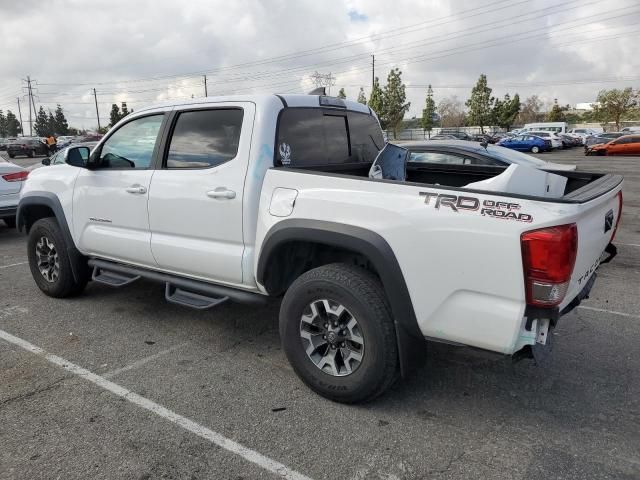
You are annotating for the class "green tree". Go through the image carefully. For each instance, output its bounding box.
[34,106,50,136]
[109,104,122,127]
[47,111,56,135]
[420,84,436,138]
[0,110,6,137]
[337,88,346,99]
[368,77,385,126]
[5,110,21,136]
[546,99,569,122]
[357,87,367,105]
[54,104,69,135]
[465,74,494,133]
[493,93,520,131]
[382,68,410,139]
[121,102,130,117]
[595,88,637,131]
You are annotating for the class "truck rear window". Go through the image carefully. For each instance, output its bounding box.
[275,108,383,168]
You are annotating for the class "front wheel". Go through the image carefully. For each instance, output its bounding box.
[27,218,88,297]
[531,146,540,153]
[280,263,399,403]
[3,217,16,228]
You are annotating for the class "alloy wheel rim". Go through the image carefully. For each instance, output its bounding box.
[35,236,59,283]
[299,299,364,377]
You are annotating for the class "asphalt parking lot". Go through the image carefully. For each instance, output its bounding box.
[1,148,639,480]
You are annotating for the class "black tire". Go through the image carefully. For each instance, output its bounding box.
[3,217,16,228]
[8,153,15,158]
[27,217,88,297]
[280,263,399,403]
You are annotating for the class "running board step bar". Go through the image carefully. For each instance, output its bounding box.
[165,283,228,310]
[87,258,266,306]
[92,267,140,287]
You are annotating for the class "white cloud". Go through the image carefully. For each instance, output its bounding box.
[0,0,638,128]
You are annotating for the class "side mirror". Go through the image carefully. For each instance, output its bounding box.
[41,158,51,166]
[66,146,91,168]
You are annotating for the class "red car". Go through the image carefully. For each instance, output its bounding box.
[587,135,640,156]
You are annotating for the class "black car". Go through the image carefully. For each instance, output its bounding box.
[7,137,48,158]
[439,129,473,141]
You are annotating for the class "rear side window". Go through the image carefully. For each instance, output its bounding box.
[166,109,243,168]
[276,108,383,167]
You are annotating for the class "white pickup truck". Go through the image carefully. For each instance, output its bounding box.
[18,94,623,403]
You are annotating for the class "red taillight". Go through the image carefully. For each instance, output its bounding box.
[521,223,578,307]
[610,191,623,243]
[2,171,29,182]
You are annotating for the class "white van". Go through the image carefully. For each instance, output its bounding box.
[523,122,568,134]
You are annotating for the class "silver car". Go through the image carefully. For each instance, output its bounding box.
[0,157,29,227]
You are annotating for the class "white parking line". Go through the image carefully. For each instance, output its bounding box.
[0,261,28,269]
[103,342,190,379]
[578,305,640,319]
[618,243,640,248]
[0,328,313,480]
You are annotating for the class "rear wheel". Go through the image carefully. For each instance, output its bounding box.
[531,146,540,153]
[8,153,15,158]
[280,263,399,403]
[27,218,88,297]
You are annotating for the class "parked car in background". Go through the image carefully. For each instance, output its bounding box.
[525,130,563,149]
[472,133,496,143]
[621,126,640,134]
[497,134,553,153]
[398,140,574,170]
[7,137,48,158]
[522,122,568,134]
[584,132,626,150]
[430,134,458,140]
[439,129,473,141]
[569,128,599,140]
[0,157,29,228]
[586,135,640,156]
[55,136,76,149]
[558,134,581,148]
[0,138,10,151]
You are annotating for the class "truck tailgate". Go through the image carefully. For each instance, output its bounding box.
[562,185,622,310]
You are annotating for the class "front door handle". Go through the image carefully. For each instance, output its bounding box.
[126,185,147,194]
[206,188,236,200]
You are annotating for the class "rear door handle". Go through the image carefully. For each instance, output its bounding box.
[126,185,147,194]
[206,188,236,199]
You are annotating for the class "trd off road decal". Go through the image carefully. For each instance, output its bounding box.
[419,192,533,222]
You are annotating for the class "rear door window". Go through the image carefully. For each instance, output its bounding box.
[276,108,382,167]
[166,109,243,169]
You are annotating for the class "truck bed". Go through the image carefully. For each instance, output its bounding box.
[277,162,621,203]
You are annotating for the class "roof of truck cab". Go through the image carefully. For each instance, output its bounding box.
[132,94,371,115]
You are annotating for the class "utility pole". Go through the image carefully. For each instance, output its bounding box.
[93,88,101,131]
[371,55,375,90]
[16,98,24,136]
[203,75,208,97]
[26,76,33,136]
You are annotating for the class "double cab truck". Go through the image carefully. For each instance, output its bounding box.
[17,94,623,403]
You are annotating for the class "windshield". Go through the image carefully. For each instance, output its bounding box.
[484,144,548,167]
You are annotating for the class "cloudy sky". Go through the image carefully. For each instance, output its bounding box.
[0,0,638,129]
